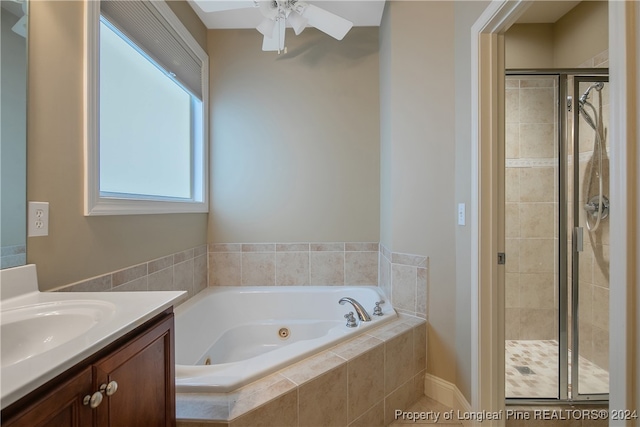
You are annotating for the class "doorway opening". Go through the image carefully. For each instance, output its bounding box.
[504,70,609,402]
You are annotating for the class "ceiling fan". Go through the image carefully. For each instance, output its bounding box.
[198,0,354,53]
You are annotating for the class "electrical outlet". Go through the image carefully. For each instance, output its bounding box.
[28,202,49,237]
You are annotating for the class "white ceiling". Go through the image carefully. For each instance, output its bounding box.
[188,0,582,30]
[188,0,387,29]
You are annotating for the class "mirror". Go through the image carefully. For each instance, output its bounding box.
[1,0,28,269]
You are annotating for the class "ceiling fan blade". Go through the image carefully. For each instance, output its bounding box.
[302,4,353,40]
[192,0,256,13]
[262,19,285,51]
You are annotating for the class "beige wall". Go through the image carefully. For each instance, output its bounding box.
[505,24,554,69]
[505,1,608,69]
[554,1,608,68]
[206,27,380,243]
[380,0,457,386]
[166,0,207,50]
[27,0,208,291]
[379,2,392,249]
[454,0,492,401]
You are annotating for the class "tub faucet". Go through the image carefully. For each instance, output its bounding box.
[344,312,358,328]
[338,297,372,322]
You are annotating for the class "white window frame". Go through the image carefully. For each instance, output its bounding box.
[84,0,209,216]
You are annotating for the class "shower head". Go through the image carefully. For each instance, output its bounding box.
[579,82,604,105]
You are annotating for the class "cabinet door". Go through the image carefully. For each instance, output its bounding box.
[94,314,175,427]
[2,367,93,427]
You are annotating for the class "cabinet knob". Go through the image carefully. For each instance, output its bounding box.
[100,380,118,397]
[83,391,103,409]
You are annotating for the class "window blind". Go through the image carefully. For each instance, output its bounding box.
[100,0,203,99]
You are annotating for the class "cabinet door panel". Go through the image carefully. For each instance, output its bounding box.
[94,314,175,427]
[2,367,93,427]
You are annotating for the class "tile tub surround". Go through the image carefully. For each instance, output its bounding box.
[378,244,427,319]
[208,243,380,287]
[209,242,428,319]
[55,244,208,302]
[176,314,426,427]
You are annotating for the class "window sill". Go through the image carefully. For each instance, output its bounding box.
[85,197,208,216]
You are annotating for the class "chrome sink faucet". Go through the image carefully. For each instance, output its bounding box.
[338,297,372,322]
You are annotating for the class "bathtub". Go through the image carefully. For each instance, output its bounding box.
[174,286,396,393]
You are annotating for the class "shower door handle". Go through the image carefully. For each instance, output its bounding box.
[574,227,584,252]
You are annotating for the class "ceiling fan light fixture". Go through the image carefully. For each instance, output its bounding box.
[256,17,276,38]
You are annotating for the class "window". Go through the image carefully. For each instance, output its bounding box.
[85,0,208,215]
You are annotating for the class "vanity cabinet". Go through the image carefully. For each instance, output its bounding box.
[1,310,176,427]
[1,367,94,426]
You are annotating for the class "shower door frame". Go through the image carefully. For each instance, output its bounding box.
[504,69,609,405]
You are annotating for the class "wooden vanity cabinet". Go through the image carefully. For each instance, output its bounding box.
[0,367,94,427]
[1,310,176,427]
[93,311,175,426]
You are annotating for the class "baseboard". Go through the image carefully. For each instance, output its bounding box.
[424,374,474,425]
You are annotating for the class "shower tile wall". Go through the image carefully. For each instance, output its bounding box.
[505,76,559,341]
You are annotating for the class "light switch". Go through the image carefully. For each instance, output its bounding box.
[457,203,466,226]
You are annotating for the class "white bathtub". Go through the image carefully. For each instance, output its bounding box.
[174,286,396,393]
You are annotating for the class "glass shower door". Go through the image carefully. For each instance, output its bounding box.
[505,72,610,402]
[504,74,560,400]
[571,76,609,399]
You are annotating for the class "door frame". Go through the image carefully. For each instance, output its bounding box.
[470,0,639,419]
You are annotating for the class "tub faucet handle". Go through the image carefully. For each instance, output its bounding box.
[373,300,384,316]
[344,312,357,328]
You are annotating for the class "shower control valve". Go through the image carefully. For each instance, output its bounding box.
[344,312,357,328]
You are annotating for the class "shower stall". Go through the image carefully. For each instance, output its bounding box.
[504,70,609,402]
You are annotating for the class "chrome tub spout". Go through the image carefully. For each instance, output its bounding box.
[338,297,372,322]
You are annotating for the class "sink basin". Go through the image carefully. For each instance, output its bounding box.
[1,300,116,367]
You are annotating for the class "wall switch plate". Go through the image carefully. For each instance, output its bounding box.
[28,202,49,237]
[457,203,466,226]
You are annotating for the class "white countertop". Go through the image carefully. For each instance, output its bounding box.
[0,265,185,410]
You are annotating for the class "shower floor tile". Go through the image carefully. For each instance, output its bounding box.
[506,340,609,398]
